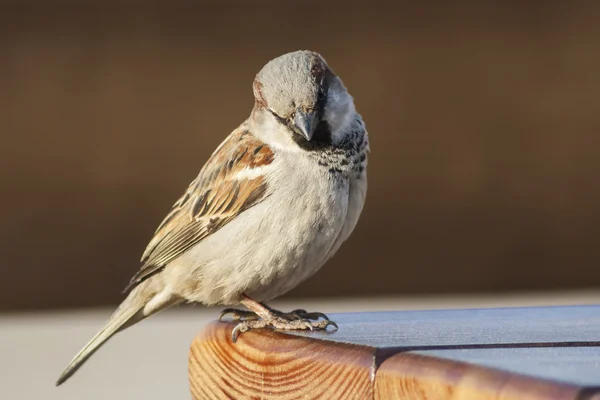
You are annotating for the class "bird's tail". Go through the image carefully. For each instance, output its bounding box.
[55,300,144,386]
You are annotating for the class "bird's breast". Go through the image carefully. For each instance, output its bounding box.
[238,155,350,301]
[169,153,352,305]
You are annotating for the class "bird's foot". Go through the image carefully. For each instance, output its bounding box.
[273,308,331,322]
[219,307,329,323]
[229,309,338,342]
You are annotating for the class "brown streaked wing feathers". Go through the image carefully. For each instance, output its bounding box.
[124,129,274,292]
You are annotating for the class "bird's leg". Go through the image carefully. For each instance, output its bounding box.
[218,308,260,322]
[218,296,275,322]
[227,294,338,342]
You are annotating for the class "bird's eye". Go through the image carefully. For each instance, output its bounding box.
[268,107,289,126]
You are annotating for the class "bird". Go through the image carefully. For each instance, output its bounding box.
[56,50,369,386]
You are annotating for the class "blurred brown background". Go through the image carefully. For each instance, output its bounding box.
[2,2,599,311]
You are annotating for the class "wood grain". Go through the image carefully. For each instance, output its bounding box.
[189,306,600,399]
[189,321,374,399]
[374,353,587,400]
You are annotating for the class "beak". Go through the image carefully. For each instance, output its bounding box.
[294,110,318,141]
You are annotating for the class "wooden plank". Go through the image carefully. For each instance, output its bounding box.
[413,347,600,387]
[189,321,374,400]
[374,353,584,400]
[286,306,600,348]
[189,305,600,399]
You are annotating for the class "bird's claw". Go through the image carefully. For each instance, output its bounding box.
[231,322,251,342]
[228,309,337,343]
[282,309,330,321]
[324,320,338,331]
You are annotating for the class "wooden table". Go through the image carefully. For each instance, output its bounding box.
[189,305,600,399]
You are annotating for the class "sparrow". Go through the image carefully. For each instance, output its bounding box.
[57,50,368,386]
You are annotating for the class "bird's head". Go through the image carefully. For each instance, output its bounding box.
[252,50,356,147]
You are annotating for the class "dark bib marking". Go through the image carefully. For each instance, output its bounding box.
[291,120,334,151]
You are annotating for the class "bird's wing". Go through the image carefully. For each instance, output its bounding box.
[125,127,275,292]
